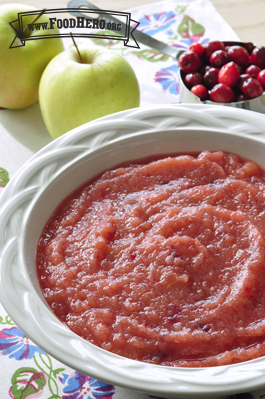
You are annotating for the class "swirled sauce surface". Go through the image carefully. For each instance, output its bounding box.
[37,150,265,367]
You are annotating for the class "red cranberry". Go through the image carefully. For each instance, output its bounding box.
[183,41,264,105]
[191,84,208,101]
[178,51,201,73]
[257,69,265,89]
[241,77,263,99]
[249,46,265,69]
[203,41,225,60]
[203,67,219,88]
[189,43,205,57]
[235,93,248,102]
[228,45,250,67]
[244,42,255,54]
[210,83,235,103]
[184,72,203,88]
[210,50,229,68]
[238,65,245,74]
[245,65,262,79]
[198,63,208,75]
[204,65,212,73]
[234,73,251,92]
[218,61,240,87]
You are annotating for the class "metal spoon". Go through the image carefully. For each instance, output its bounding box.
[67,0,185,59]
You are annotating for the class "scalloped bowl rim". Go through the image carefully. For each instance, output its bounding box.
[2,105,265,398]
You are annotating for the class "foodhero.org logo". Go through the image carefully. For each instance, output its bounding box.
[30,16,122,32]
[9,8,140,49]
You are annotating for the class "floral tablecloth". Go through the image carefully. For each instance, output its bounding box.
[1,0,264,398]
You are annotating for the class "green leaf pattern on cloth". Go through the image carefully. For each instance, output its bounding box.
[131,49,170,62]
[0,167,10,188]
[33,354,64,399]
[9,367,46,399]
[178,15,205,38]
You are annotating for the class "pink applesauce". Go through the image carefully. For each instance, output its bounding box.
[37,150,265,367]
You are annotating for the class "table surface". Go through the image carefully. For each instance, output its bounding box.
[0,0,264,46]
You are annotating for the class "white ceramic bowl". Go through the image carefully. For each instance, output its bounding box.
[2,104,265,399]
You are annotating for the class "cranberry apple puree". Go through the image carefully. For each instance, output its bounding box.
[37,150,265,367]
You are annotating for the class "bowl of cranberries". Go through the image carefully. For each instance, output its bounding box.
[178,40,265,113]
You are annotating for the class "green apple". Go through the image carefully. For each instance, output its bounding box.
[0,4,64,109]
[39,46,140,139]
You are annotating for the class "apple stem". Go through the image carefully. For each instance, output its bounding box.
[23,8,47,35]
[70,32,83,63]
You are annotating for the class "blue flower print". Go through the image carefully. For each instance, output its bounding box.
[138,11,176,36]
[154,64,180,95]
[0,327,45,360]
[60,371,115,399]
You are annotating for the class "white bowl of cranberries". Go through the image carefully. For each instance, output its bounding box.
[178,40,265,111]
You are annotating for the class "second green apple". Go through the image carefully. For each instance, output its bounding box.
[39,46,140,139]
[0,3,64,109]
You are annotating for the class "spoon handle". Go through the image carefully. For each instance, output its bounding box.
[67,0,185,60]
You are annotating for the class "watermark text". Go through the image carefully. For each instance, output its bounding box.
[9,8,139,49]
